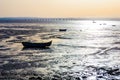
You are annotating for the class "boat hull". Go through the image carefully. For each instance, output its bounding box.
[59,29,67,32]
[22,41,52,48]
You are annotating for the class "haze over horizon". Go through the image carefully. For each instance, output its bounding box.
[0,0,120,18]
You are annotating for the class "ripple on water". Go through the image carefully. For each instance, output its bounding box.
[0,20,120,79]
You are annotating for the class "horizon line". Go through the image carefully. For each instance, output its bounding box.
[0,17,120,19]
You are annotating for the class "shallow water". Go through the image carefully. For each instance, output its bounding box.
[0,20,120,80]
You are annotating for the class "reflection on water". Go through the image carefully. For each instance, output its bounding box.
[22,47,51,50]
[0,20,120,79]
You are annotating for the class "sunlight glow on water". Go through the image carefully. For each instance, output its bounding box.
[0,20,120,79]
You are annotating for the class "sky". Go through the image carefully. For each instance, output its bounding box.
[0,0,120,18]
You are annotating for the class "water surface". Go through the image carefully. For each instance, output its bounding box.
[0,19,120,80]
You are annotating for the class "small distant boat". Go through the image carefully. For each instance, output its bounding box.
[22,41,52,48]
[112,25,116,26]
[59,29,67,32]
[93,20,96,23]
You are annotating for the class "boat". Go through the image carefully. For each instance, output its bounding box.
[112,25,116,26]
[22,41,52,48]
[93,20,96,23]
[59,29,67,32]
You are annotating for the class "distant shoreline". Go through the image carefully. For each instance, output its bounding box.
[0,17,120,23]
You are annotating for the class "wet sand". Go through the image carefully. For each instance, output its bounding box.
[0,20,120,80]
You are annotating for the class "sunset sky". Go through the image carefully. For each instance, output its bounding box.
[0,0,120,18]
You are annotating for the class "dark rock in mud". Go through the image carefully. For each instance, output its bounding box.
[53,74,61,78]
[82,76,87,79]
[97,75,103,78]
[115,72,120,75]
[29,76,42,80]
[37,77,42,80]
[51,78,58,80]
[107,68,120,76]
[0,77,23,80]
[75,77,81,80]
[29,77,36,80]
[1,71,8,76]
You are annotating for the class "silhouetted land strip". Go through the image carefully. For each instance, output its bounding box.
[0,18,120,23]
